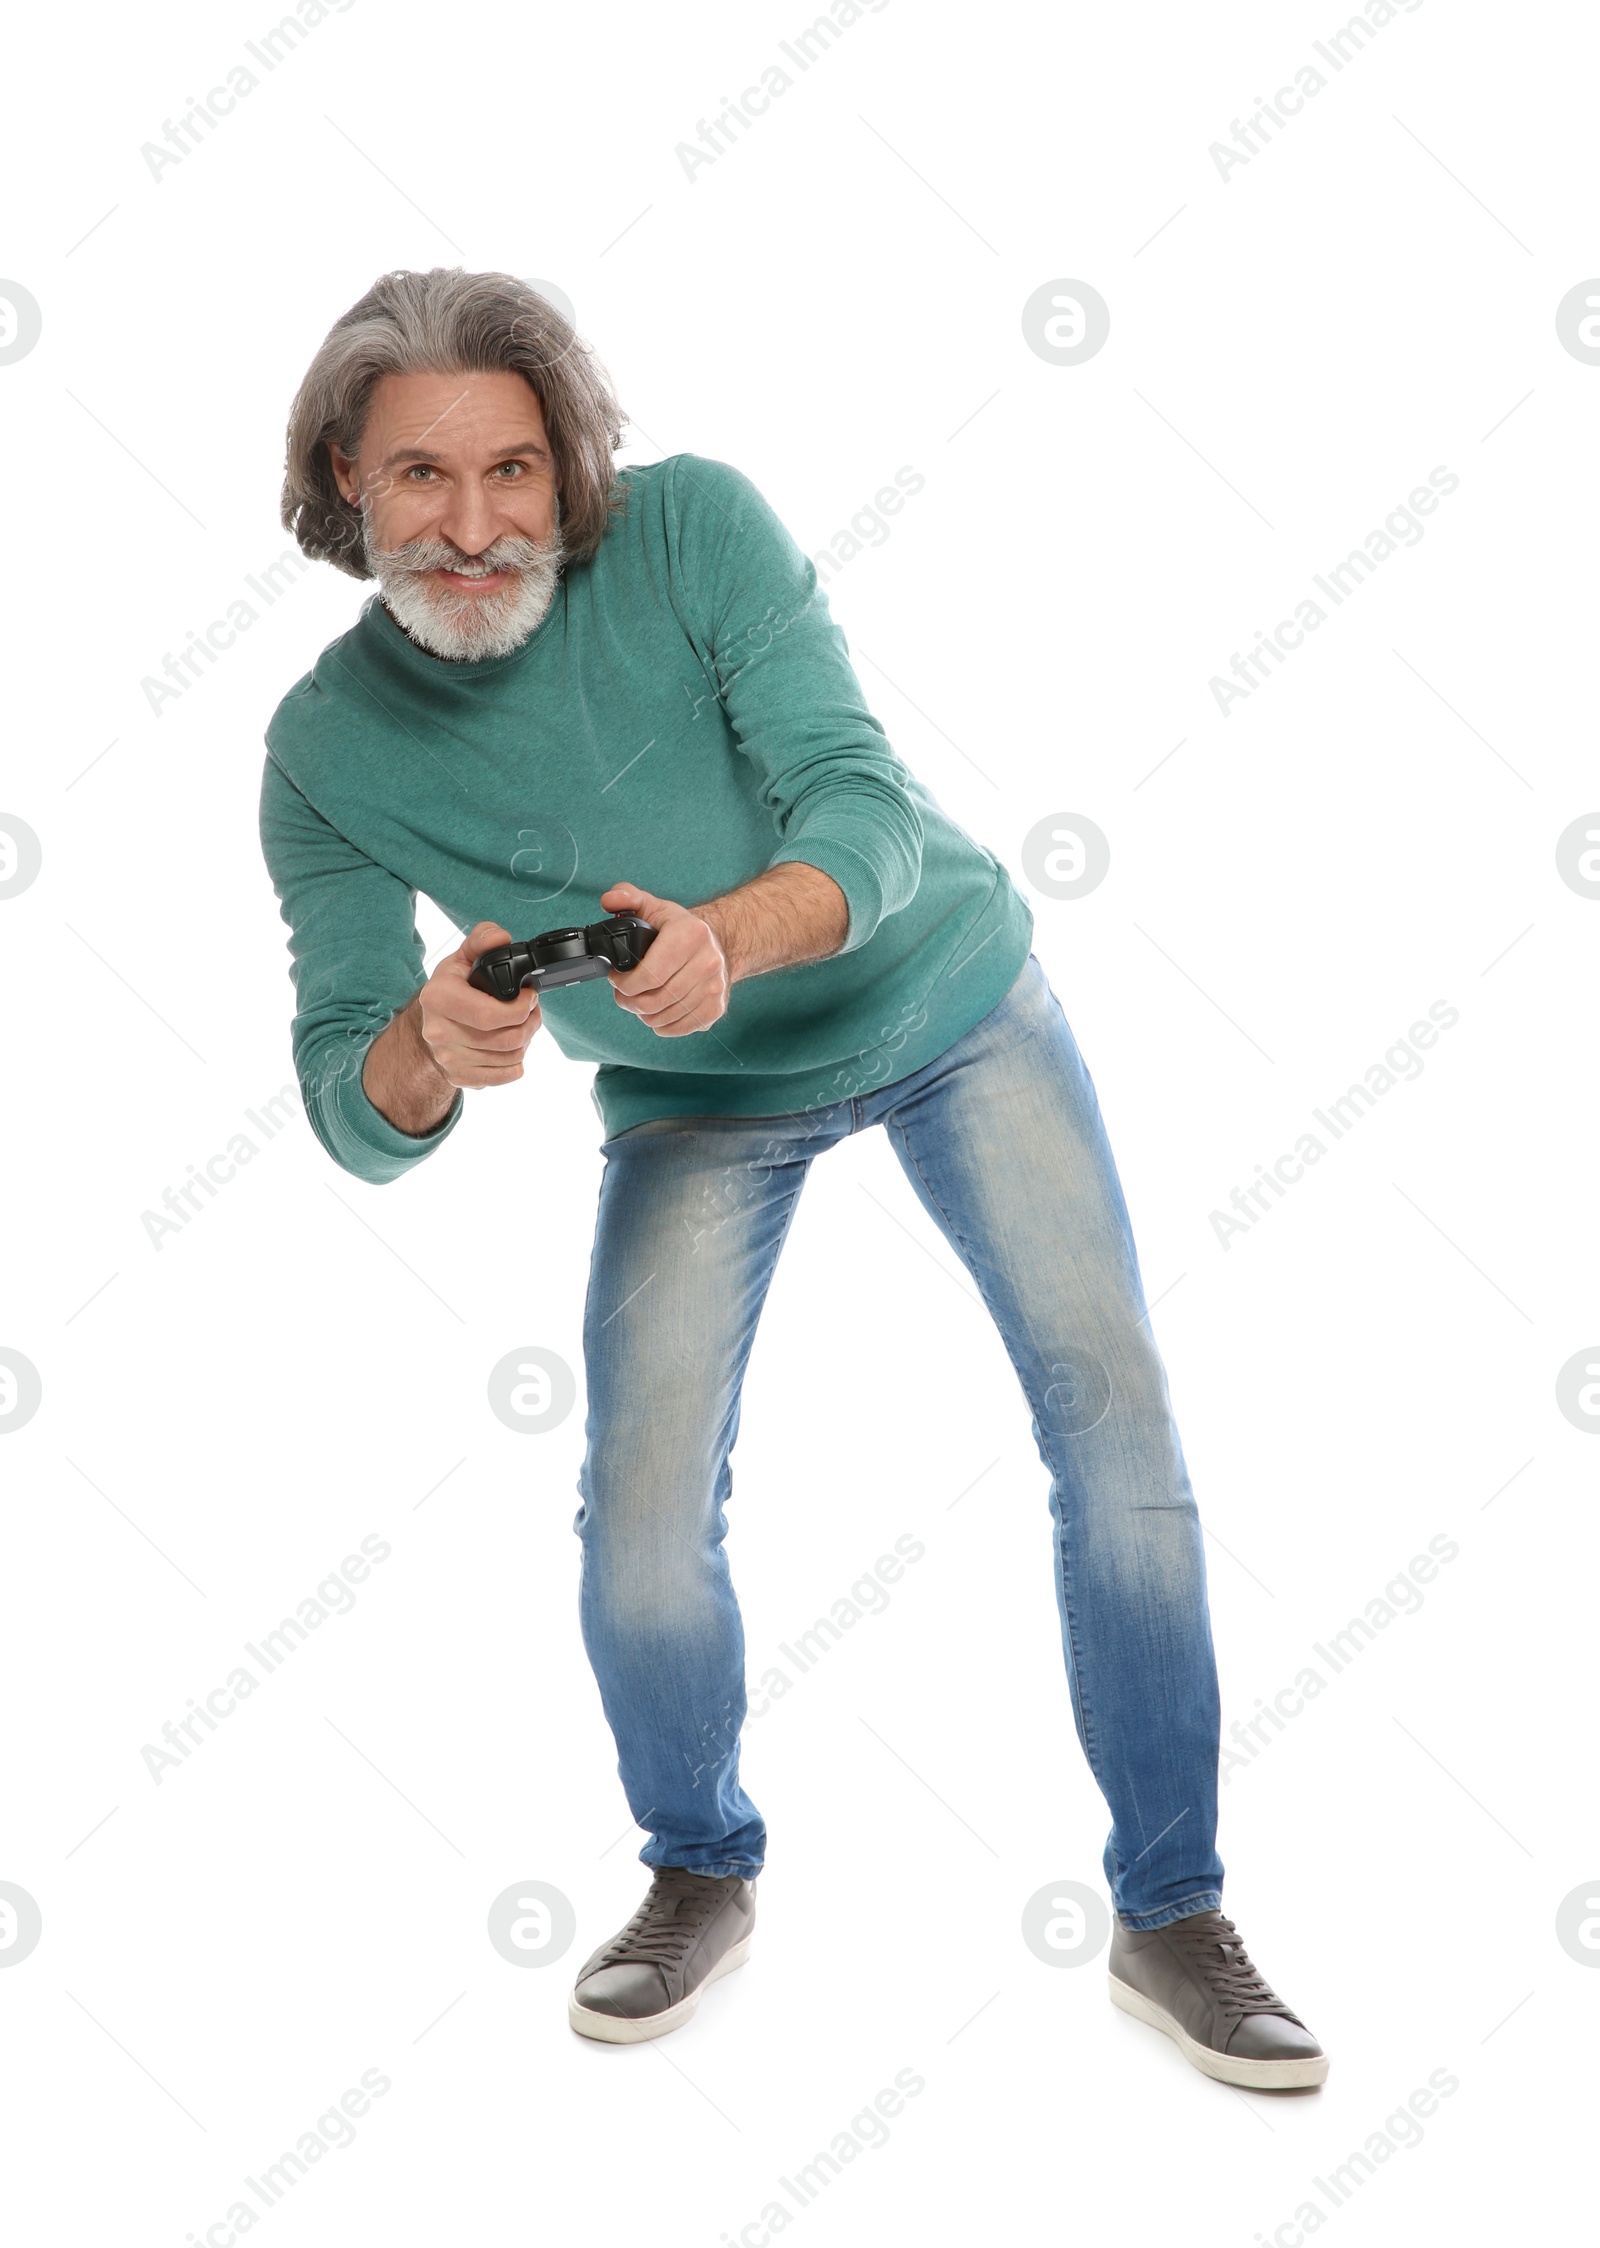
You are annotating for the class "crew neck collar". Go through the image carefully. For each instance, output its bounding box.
[361,577,564,679]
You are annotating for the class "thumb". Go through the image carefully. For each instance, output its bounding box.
[601,882,666,920]
[459,920,512,963]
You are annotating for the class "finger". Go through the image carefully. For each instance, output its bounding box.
[439,1046,531,1080]
[435,927,539,1020]
[610,954,677,998]
[439,1028,538,1066]
[612,959,706,1015]
[437,1000,542,1049]
[448,1022,539,1058]
[451,1064,527,1087]
[438,978,542,1028]
[649,1002,723,1036]
[602,882,684,949]
[630,981,720,1031]
[600,881,659,917]
[611,930,711,999]
[425,1024,539,1086]
[457,921,513,965]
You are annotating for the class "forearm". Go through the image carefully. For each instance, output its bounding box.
[362,995,459,1135]
[694,861,849,983]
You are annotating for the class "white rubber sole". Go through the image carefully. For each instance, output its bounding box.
[568,1933,753,2045]
[1108,1973,1329,2089]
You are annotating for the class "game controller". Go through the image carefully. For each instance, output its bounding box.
[466,912,657,1001]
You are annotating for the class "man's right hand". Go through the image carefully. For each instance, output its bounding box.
[363,922,542,1136]
[417,921,543,1087]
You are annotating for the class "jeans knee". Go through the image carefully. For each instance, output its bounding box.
[575,1467,725,1620]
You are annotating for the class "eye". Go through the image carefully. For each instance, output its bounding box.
[406,464,437,482]
[492,461,524,479]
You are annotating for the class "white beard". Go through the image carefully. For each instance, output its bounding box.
[365,510,566,661]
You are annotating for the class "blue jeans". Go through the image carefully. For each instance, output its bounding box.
[573,953,1224,1930]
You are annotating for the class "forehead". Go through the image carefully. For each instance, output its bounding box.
[361,368,549,458]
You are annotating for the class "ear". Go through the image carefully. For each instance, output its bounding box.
[327,439,359,506]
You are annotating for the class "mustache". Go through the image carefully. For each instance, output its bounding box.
[370,530,564,580]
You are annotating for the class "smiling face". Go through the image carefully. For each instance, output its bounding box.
[327,368,566,660]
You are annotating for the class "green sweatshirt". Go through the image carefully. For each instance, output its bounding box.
[259,453,1033,1182]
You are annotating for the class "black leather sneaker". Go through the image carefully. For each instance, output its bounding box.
[568,1867,756,2045]
[1109,1909,1328,2089]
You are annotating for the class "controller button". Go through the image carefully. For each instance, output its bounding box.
[537,929,589,962]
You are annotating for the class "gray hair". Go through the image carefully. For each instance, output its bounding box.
[280,267,627,578]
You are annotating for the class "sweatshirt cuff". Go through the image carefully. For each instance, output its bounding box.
[321,1047,464,1184]
[768,836,889,954]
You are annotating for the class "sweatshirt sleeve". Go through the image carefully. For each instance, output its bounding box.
[665,453,924,952]
[258,750,463,1183]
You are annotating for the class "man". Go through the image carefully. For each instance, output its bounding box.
[261,266,1326,2090]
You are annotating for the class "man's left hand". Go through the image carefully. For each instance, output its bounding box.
[600,882,730,1037]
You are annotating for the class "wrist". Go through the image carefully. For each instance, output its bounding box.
[404,1000,460,1111]
[365,997,457,1135]
[694,898,742,983]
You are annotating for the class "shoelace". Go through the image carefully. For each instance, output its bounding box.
[1166,1912,1303,2024]
[593,1872,733,1970]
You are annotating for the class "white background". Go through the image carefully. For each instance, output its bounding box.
[0,1,1594,2241]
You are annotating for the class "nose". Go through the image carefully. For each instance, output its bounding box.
[437,479,511,560]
